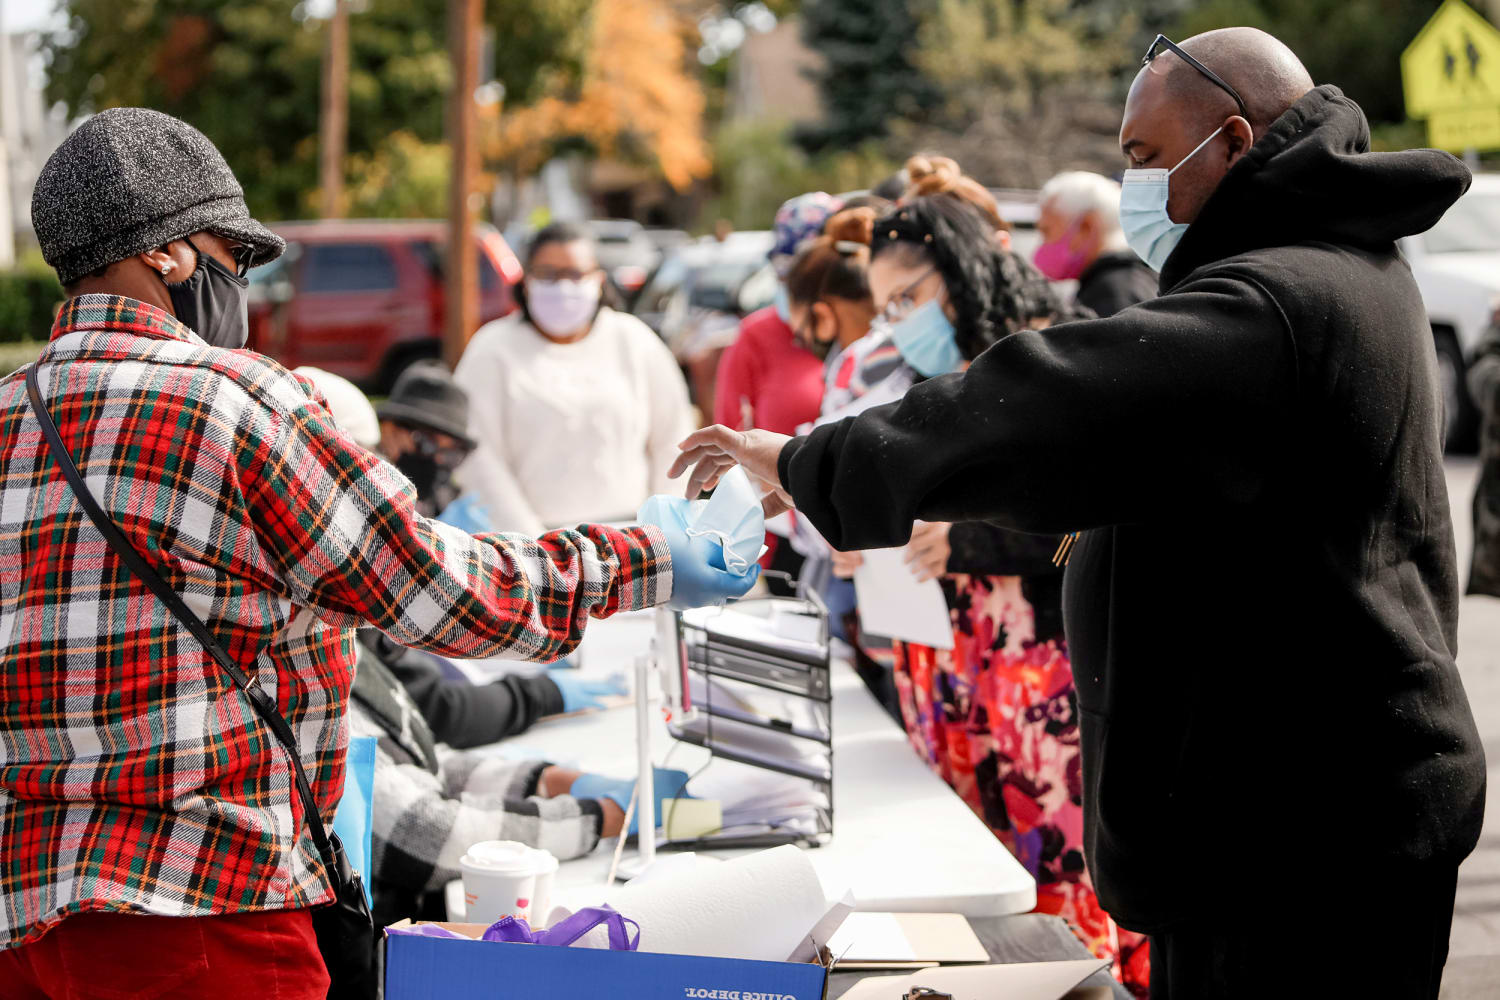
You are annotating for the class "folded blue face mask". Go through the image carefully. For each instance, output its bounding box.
[682,465,766,574]
[889,297,963,377]
[1120,125,1223,272]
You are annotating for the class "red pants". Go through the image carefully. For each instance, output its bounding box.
[0,909,329,1000]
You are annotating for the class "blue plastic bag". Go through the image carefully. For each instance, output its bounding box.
[332,735,377,907]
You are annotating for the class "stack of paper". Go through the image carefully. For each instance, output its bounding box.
[685,674,828,743]
[687,763,829,837]
[680,605,826,659]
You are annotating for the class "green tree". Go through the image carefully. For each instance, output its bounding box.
[899,0,1137,187]
[489,0,593,106]
[704,118,896,230]
[1171,0,1441,126]
[341,131,453,219]
[42,0,588,220]
[794,0,942,153]
[43,1,325,219]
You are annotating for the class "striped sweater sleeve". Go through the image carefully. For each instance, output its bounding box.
[361,728,603,897]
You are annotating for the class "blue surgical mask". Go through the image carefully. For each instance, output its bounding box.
[889,298,963,377]
[773,284,792,324]
[1120,125,1223,272]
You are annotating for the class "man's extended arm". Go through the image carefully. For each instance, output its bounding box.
[778,275,1297,550]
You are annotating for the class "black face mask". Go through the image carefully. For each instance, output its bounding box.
[395,429,468,517]
[162,236,251,349]
[796,308,837,362]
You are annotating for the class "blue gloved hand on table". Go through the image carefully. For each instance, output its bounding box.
[569,768,693,836]
[437,492,495,534]
[638,494,759,611]
[550,671,629,714]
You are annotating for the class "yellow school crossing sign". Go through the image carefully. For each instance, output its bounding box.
[1403,0,1500,151]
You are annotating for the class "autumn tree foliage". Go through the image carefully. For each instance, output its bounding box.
[485,0,712,191]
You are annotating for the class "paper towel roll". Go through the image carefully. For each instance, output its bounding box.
[583,845,830,962]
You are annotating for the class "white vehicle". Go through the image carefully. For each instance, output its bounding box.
[1400,172,1500,449]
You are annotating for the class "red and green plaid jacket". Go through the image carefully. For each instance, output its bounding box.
[0,294,672,949]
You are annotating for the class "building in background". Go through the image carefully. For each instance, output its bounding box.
[0,29,73,264]
[726,17,823,126]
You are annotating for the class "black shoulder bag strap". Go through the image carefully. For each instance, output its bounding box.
[26,363,376,999]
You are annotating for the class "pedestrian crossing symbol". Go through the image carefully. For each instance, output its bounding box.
[1403,0,1500,150]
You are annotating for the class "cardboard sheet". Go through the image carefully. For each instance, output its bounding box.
[839,958,1110,1000]
[828,912,988,967]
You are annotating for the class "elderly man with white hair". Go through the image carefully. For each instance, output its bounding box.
[1034,170,1158,316]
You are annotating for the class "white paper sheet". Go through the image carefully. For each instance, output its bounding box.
[853,547,954,649]
[566,846,845,962]
[828,912,916,962]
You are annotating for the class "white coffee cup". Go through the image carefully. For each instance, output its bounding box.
[527,848,560,928]
[460,840,541,926]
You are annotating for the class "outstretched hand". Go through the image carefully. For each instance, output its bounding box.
[669,425,794,517]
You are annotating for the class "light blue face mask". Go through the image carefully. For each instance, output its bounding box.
[773,284,792,324]
[1120,125,1224,272]
[889,297,964,377]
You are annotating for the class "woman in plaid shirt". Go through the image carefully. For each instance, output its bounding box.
[0,109,755,997]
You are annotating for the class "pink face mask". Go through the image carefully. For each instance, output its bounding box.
[1032,224,1091,282]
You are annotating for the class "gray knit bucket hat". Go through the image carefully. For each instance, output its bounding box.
[32,107,285,285]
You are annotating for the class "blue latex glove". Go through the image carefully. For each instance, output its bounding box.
[437,492,496,534]
[570,768,693,836]
[638,494,759,611]
[551,671,629,714]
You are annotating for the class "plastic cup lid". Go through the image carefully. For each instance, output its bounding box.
[462,840,539,873]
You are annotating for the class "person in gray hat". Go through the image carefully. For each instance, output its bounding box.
[0,107,757,994]
[31,107,287,348]
[375,360,483,522]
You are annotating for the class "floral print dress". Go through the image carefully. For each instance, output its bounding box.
[892,552,1151,996]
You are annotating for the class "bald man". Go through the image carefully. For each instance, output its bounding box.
[673,28,1484,999]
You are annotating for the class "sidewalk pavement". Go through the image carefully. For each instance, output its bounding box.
[1443,457,1500,995]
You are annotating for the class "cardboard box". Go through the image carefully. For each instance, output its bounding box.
[384,922,831,1000]
[837,959,1109,1000]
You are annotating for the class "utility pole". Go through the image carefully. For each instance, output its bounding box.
[444,0,481,368]
[318,0,349,219]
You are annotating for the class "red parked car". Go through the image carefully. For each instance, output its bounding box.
[247,219,522,389]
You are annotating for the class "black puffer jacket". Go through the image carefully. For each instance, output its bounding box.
[779,86,1486,931]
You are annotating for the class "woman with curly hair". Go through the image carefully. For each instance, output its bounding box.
[836,194,1150,995]
[902,154,1011,244]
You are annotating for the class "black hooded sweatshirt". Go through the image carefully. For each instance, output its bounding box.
[777,87,1486,932]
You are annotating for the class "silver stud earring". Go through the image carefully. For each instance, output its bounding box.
[160,265,170,274]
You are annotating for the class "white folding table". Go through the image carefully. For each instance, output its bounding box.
[448,612,1036,918]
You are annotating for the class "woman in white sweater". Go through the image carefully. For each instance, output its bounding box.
[454,222,693,534]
